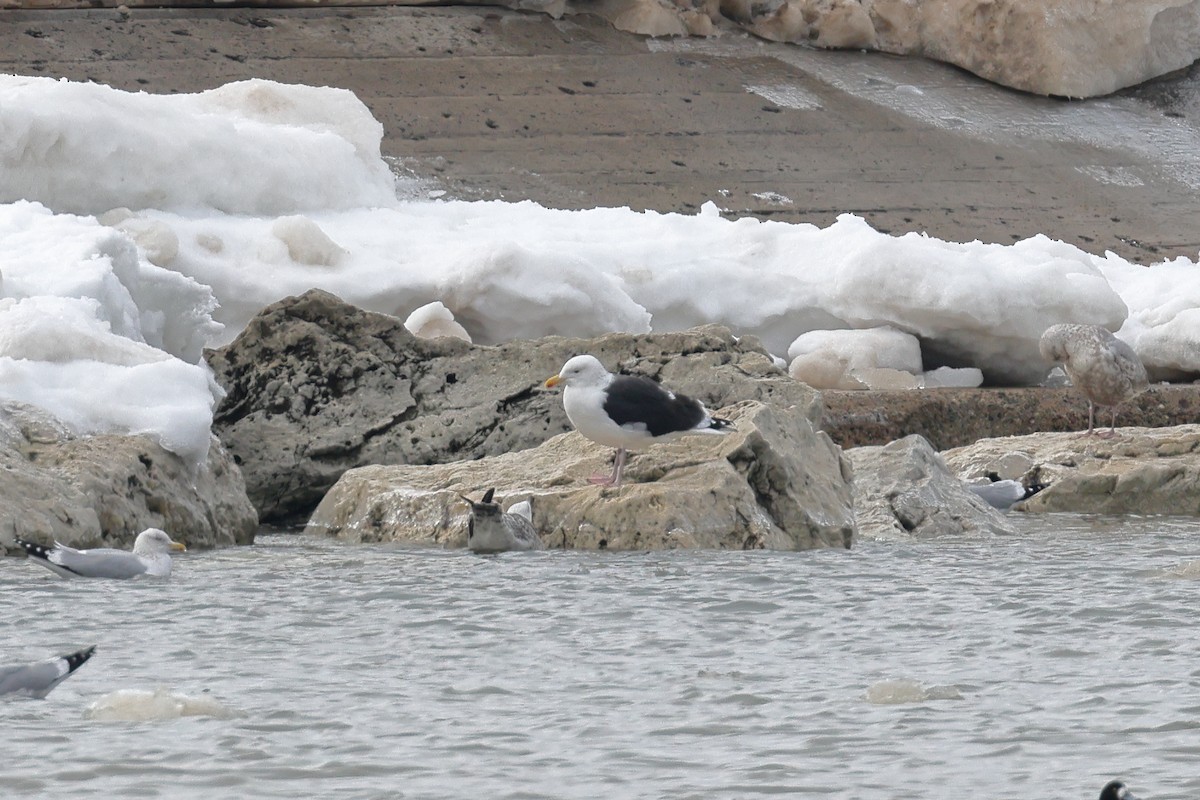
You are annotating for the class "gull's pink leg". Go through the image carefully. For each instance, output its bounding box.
[588,448,625,486]
[612,448,627,488]
[1081,400,1097,437]
[1098,407,1119,439]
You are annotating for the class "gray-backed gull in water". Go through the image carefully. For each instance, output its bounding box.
[966,473,1045,511]
[0,645,96,699]
[1038,323,1148,437]
[1099,780,1139,800]
[544,354,733,488]
[462,489,544,553]
[15,528,186,579]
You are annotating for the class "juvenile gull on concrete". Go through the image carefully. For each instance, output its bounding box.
[0,645,96,699]
[462,488,544,554]
[1038,323,1149,437]
[15,528,186,579]
[544,354,733,488]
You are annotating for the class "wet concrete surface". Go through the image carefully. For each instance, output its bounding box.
[4,5,1200,263]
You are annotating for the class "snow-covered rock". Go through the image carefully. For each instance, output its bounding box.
[403,301,473,343]
[788,326,922,390]
[586,0,1200,98]
[0,402,256,552]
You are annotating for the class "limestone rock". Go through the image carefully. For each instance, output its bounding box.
[942,425,1200,515]
[208,289,821,522]
[820,384,1200,451]
[0,402,257,553]
[305,400,856,551]
[848,434,1016,538]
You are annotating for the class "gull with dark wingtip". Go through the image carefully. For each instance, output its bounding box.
[15,528,186,579]
[0,645,97,699]
[463,488,544,554]
[544,354,733,488]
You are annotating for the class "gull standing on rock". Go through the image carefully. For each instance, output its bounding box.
[1038,323,1148,438]
[15,528,186,579]
[462,489,544,554]
[544,354,733,488]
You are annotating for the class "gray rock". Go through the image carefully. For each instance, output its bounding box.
[0,402,257,553]
[943,425,1200,515]
[305,400,855,551]
[848,434,1016,538]
[208,289,821,522]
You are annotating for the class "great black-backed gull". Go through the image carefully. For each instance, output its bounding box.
[1099,779,1139,800]
[462,489,544,554]
[0,645,96,699]
[544,354,733,488]
[15,528,186,579]
[1039,323,1148,438]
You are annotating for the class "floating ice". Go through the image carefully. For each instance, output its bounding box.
[864,679,963,705]
[85,688,241,722]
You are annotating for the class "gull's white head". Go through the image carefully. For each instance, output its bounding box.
[132,528,187,555]
[544,354,612,390]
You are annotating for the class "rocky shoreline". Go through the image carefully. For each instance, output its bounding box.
[6,289,1198,556]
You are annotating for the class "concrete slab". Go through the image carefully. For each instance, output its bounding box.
[3,5,1199,262]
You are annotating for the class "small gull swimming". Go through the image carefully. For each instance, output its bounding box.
[1099,780,1139,800]
[966,473,1045,511]
[0,645,96,699]
[544,354,733,488]
[462,488,544,554]
[1039,323,1148,437]
[15,528,186,579]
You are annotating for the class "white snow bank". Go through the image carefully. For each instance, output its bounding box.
[0,201,222,464]
[1,71,1199,480]
[404,301,472,343]
[146,203,1134,384]
[1098,255,1200,381]
[0,75,397,216]
[787,327,923,390]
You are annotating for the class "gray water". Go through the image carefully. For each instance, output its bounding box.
[4,515,1199,799]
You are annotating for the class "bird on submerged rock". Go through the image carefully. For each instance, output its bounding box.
[544,354,733,488]
[0,645,97,699]
[15,528,186,579]
[1099,779,1139,800]
[1039,323,1148,438]
[966,472,1045,511]
[462,489,544,554]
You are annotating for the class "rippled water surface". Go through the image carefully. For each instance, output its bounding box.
[5,515,1199,799]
